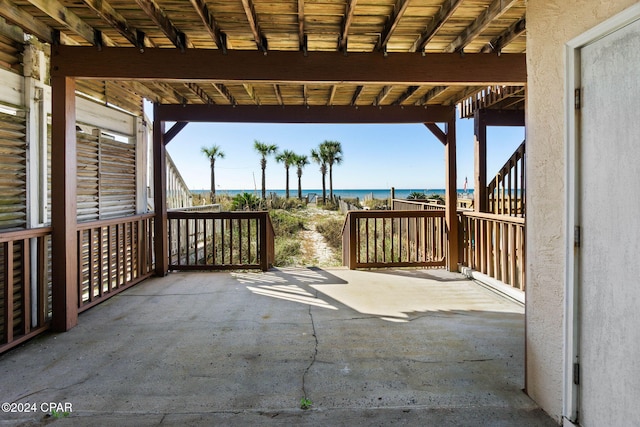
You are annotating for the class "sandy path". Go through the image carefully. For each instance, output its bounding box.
[299,205,342,267]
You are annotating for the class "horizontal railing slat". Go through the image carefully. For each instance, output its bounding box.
[77,213,155,230]
[0,226,52,242]
[460,211,525,224]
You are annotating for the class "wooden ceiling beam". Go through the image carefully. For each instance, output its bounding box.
[150,81,184,104]
[128,81,164,103]
[83,0,153,49]
[375,0,410,52]
[243,83,260,105]
[135,0,192,50]
[444,0,518,53]
[52,47,527,85]
[412,0,462,52]
[156,104,455,124]
[189,0,226,52]
[0,0,79,45]
[0,0,54,43]
[298,0,306,53]
[481,17,525,53]
[26,0,116,46]
[475,108,525,127]
[211,83,237,105]
[350,85,363,106]
[415,85,447,105]
[338,0,357,52]
[273,84,283,105]
[241,0,267,52]
[374,86,391,106]
[499,94,525,110]
[442,85,483,106]
[134,1,213,103]
[393,85,419,105]
[185,82,213,104]
[327,85,337,106]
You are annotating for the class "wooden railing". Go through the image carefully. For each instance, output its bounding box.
[166,153,193,209]
[342,210,447,269]
[459,211,525,290]
[392,198,472,211]
[392,199,444,211]
[1,227,52,353]
[77,214,155,312]
[487,140,525,217]
[459,85,525,119]
[167,211,275,271]
[176,204,221,213]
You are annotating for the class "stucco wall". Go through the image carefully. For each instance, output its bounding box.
[525,0,638,422]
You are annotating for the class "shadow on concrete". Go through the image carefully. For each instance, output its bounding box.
[234,267,523,323]
[231,266,349,286]
[0,268,556,426]
[364,268,471,282]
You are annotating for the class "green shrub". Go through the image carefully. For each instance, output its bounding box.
[321,201,339,211]
[274,238,302,266]
[315,217,343,251]
[407,191,427,200]
[269,209,307,266]
[231,192,262,210]
[362,198,389,210]
[269,196,307,210]
[270,209,305,237]
[215,194,234,211]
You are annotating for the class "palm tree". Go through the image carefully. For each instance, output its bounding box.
[200,145,225,202]
[311,146,328,204]
[320,140,343,202]
[293,154,309,200]
[275,149,297,199]
[253,140,278,199]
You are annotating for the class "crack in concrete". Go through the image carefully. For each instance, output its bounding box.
[301,292,319,401]
[11,387,50,402]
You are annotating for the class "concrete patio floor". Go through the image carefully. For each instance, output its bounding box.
[0,268,556,426]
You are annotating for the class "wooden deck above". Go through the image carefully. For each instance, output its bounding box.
[0,0,526,115]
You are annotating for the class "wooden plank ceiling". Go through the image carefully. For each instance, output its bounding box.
[1,0,526,117]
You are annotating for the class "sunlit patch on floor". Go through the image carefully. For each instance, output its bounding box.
[246,285,338,310]
[231,267,332,285]
[231,272,289,284]
[379,317,409,323]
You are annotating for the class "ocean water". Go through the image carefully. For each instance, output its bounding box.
[192,188,474,200]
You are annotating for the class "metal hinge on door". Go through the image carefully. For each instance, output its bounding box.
[573,362,580,385]
[574,226,581,248]
[575,88,581,110]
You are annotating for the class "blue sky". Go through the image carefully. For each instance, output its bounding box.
[162,112,524,191]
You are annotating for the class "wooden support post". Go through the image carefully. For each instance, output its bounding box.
[349,214,357,269]
[445,115,459,272]
[474,110,487,212]
[51,76,78,332]
[259,214,268,272]
[153,106,169,276]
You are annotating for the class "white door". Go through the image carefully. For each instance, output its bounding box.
[578,15,640,426]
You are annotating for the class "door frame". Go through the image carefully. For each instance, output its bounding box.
[563,3,640,425]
